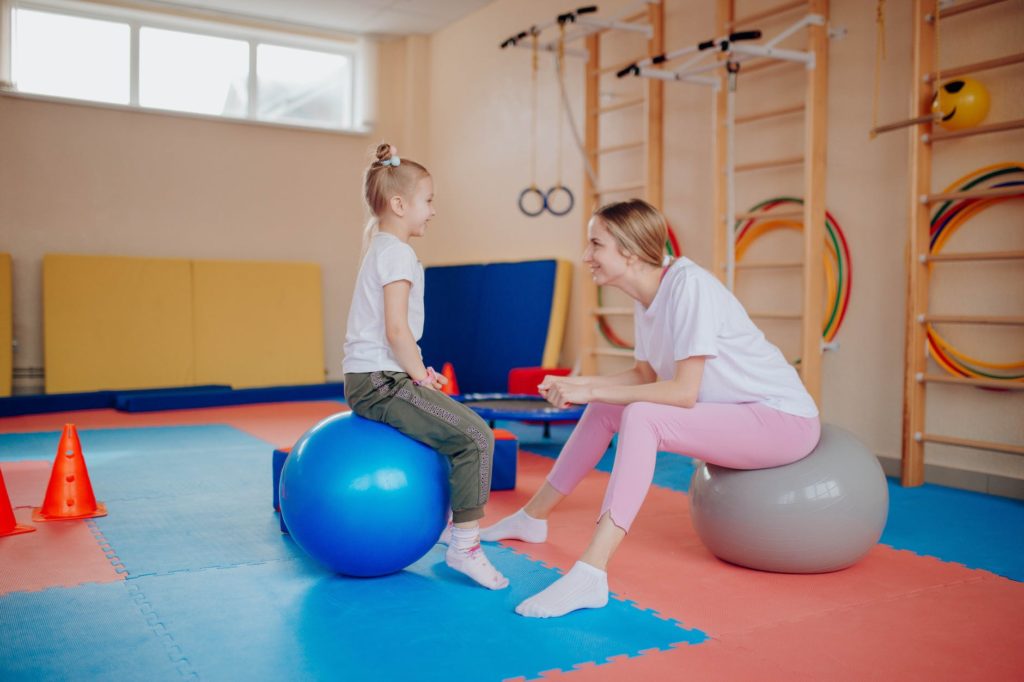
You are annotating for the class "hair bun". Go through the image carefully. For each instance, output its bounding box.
[374,142,392,162]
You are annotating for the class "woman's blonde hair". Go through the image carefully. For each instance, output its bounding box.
[361,142,430,249]
[593,199,668,267]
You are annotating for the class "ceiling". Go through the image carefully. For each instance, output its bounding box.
[147,0,499,37]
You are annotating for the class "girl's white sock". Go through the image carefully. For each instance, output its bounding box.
[515,561,608,618]
[445,526,509,590]
[479,509,548,543]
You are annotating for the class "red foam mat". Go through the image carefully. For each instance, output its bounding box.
[490,451,1024,681]
[0,401,345,448]
[0,461,123,595]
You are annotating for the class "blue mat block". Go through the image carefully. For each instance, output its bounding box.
[491,433,517,491]
[116,383,346,412]
[0,385,232,417]
[0,581,185,682]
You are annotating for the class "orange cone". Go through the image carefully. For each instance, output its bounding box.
[0,467,35,537]
[440,362,459,396]
[32,424,107,522]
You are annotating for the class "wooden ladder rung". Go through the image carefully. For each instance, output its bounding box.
[923,314,1024,326]
[928,118,1024,143]
[920,373,1024,391]
[598,141,644,155]
[929,52,1024,81]
[735,104,804,125]
[596,97,645,115]
[736,261,803,269]
[728,0,804,28]
[936,0,1011,20]
[919,433,1024,456]
[739,58,803,75]
[593,307,633,316]
[923,186,1024,204]
[592,347,635,358]
[748,311,802,320]
[735,156,804,173]
[927,250,1024,263]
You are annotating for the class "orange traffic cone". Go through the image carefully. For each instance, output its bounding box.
[440,362,459,396]
[0,466,35,537]
[32,424,107,522]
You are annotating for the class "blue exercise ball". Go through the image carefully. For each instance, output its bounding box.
[280,412,450,577]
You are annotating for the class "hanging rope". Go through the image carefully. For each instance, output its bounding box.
[546,20,575,217]
[517,29,547,217]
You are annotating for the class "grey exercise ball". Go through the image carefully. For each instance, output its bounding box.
[689,424,889,574]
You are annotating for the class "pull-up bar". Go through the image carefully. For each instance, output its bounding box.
[617,13,824,87]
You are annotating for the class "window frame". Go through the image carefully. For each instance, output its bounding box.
[0,0,371,134]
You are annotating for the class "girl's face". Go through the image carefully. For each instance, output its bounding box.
[404,176,435,238]
[583,216,631,286]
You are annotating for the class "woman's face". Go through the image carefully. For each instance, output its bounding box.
[583,216,630,287]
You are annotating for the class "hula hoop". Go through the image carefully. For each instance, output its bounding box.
[518,186,547,217]
[924,162,1024,383]
[735,197,852,344]
[545,185,575,216]
[596,223,682,350]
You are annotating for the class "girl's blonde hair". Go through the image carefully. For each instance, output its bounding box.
[593,199,669,267]
[362,142,430,249]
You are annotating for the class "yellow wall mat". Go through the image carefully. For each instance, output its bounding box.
[43,254,194,393]
[192,260,324,388]
[0,254,12,397]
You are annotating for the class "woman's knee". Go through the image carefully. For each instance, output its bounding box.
[580,401,625,429]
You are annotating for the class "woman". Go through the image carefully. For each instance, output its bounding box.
[482,198,820,618]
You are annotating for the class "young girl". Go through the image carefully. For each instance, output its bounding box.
[343,143,508,590]
[482,198,820,617]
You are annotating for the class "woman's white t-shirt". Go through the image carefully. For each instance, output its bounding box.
[633,257,818,417]
[342,232,424,374]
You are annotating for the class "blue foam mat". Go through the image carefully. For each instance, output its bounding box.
[500,421,1024,582]
[0,423,705,681]
[0,548,704,682]
[115,383,345,412]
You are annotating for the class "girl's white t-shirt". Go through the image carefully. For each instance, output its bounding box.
[342,232,424,374]
[633,257,818,417]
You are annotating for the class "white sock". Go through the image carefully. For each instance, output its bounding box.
[479,509,548,543]
[515,561,608,618]
[445,526,509,590]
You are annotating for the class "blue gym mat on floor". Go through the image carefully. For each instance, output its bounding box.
[0,424,705,681]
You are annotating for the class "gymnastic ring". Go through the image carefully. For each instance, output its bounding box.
[545,184,575,216]
[518,186,547,217]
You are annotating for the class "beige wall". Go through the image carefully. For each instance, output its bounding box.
[1,0,1021,484]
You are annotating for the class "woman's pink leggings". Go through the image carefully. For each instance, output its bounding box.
[547,401,820,532]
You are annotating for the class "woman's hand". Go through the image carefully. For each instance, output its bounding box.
[539,376,593,408]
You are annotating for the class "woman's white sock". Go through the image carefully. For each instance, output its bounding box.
[479,509,548,543]
[515,561,608,618]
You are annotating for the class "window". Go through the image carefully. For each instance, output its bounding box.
[12,8,129,104]
[139,27,249,117]
[2,1,367,132]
